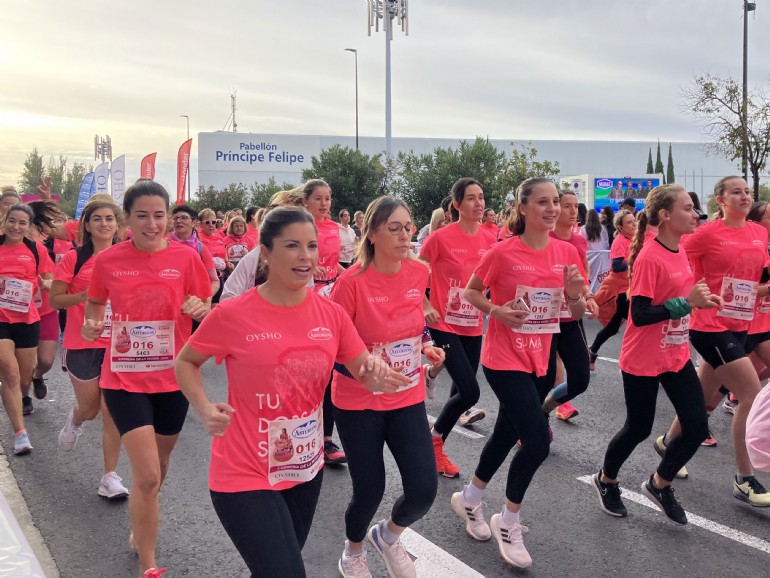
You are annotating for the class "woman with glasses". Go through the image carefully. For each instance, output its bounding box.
[198,208,231,303]
[169,205,220,298]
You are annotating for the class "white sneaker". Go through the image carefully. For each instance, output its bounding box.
[424,364,437,400]
[14,431,32,456]
[490,513,532,568]
[338,546,372,578]
[459,407,486,427]
[58,409,83,452]
[99,472,129,500]
[451,490,491,541]
[367,522,415,578]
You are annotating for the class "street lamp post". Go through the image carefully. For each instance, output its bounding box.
[180,115,191,201]
[344,48,359,150]
[742,1,756,183]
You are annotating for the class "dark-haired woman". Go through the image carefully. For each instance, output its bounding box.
[50,198,128,499]
[0,204,55,455]
[600,205,616,248]
[82,180,212,578]
[175,206,406,578]
[580,208,609,251]
[592,185,715,524]
[169,205,220,299]
[420,178,496,480]
[459,178,586,568]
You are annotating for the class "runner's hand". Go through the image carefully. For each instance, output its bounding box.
[563,264,584,299]
[423,345,445,366]
[38,275,52,292]
[81,319,104,341]
[313,266,325,278]
[491,300,529,329]
[586,297,599,319]
[359,354,410,394]
[36,176,52,199]
[424,304,441,325]
[688,279,721,310]
[200,402,235,437]
[181,295,210,321]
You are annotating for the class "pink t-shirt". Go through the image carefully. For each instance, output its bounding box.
[36,238,74,317]
[189,288,365,492]
[0,241,55,324]
[474,236,581,375]
[55,250,110,350]
[683,220,769,333]
[619,240,694,376]
[610,234,632,281]
[330,259,429,411]
[315,218,342,287]
[644,224,659,244]
[88,241,212,393]
[64,220,79,243]
[421,222,496,336]
[200,231,228,272]
[550,230,588,270]
[223,234,256,264]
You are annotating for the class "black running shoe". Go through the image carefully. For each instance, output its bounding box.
[641,476,687,525]
[22,396,34,416]
[32,377,47,400]
[591,471,627,517]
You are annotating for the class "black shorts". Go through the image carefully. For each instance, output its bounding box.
[0,321,40,349]
[102,389,189,437]
[64,348,106,381]
[745,331,770,354]
[689,329,748,369]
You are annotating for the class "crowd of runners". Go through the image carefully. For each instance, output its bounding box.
[0,174,769,578]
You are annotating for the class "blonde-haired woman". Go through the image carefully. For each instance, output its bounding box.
[198,208,230,303]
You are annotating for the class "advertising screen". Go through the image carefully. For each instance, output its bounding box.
[593,177,660,211]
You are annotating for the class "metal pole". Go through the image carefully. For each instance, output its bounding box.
[345,49,359,150]
[742,0,749,182]
[385,3,392,156]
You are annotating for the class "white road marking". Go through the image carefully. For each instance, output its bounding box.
[401,528,486,578]
[598,356,619,364]
[427,414,485,440]
[577,475,770,555]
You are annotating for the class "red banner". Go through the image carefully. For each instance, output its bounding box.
[140,153,157,180]
[176,140,192,206]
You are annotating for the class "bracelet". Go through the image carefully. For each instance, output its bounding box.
[488,304,499,318]
[566,293,583,303]
[663,296,693,319]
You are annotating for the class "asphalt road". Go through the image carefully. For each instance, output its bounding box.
[1,319,769,578]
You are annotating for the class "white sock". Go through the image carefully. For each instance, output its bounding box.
[501,506,520,526]
[430,427,442,439]
[463,482,484,505]
[378,520,400,545]
[344,540,363,558]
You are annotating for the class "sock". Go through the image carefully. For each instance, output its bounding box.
[344,540,363,558]
[501,506,520,526]
[378,520,400,545]
[463,482,484,505]
[430,427,442,439]
[737,472,754,484]
[14,429,27,437]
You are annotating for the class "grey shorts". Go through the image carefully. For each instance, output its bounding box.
[64,348,106,381]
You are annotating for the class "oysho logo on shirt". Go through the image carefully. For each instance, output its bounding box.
[511,265,535,272]
[450,248,468,254]
[159,269,181,280]
[669,271,683,278]
[719,241,738,246]
[113,270,139,277]
[246,332,282,342]
[307,327,333,340]
[404,289,422,300]
[367,296,389,303]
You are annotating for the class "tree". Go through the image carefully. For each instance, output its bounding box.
[654,140,664,179]
[666,143,675,184]
[190,183,249,214]
[682,73,770,200]
[301,145,387,216]
[646,148,654,174]
[248,177,295,208]
[61,162,90,217]
[18,148,45,195]
[496,141,560,208]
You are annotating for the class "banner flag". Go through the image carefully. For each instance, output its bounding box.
[587,250,611,294]
[94,162,110,194]
[111,155,126,204]
[176,139,192,206]
[74,172,95,220]
[140,153,157,180]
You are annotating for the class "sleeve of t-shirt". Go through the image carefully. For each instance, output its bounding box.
[333,304,367,364]
[629,252,659,300]
[88,252,109,300]
[610,238,624,260]
[328,271,357,321]
[200,245,215,272]
[185,252,213,300]
[36,241,55,275]
[419,230,438,263]
[187,301,230,364]
[474,244,498,288]
[54,250,76,284]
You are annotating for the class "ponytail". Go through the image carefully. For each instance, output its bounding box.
[627,211,648,286]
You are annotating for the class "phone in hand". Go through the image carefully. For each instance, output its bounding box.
[514,296,531,313]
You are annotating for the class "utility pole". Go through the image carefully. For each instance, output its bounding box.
[94,135,112,163]
[742,1,756,182]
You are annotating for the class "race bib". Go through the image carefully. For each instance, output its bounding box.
[318,281,335,299]
[662,314,690,346]
[514,285,562,334]
[227,244,248,262]
[371,335,422,393]
[213,257,226,271]
[445,286,480,327]
[267,405,323,486]
[758,295,770,315]
[110,320,174,372]
[0,276,33,313]
[100,301,113,339]
[718,277,757,321]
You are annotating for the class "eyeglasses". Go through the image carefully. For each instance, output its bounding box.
[385,223,415,236]
[172,215,192,222]
[202,220,216,225]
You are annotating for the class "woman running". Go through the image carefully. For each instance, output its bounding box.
[588,209,637,369]
[175,206,407,578]
[456,178,586,568]
[50,197,128,499]
[591,184,715,525]
[197,207,230,303]
[658,176,770,506]
[331,196,444,578]
[82,179,212,578]
[420,178,496,478]
[0,203,56,455]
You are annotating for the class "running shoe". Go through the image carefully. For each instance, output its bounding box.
[701,430,717,447]
[733,475,770,507]
[641,475,687,525]
[588,348,598,371]
[13,431,32,456]
[653,435,688,479]
[423,364,437,401]
[459,407,486,427]
[367,521,416,578]
[324,441,348,465]
[22,396,33,416]
[140,568,167,578]
[451,489,491,541]
[432,437,460,478]
[32,377,47,400]
[555,401,579,421]
[722,398,737,415]
[489,513,532,568]
[99,472,129,500]
[591,471,627,517]
[58,409,83,452]
[338,547,372,578]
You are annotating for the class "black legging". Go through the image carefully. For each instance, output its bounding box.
[335,402,437,542]
[543,320,591,404]
[603,360,709,481]
[429,329,483,439]
[210,470,323,578]
[323,374,335,438]
[591,293,629,355]
[474,368,550,504]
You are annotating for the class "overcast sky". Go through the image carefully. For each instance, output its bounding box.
[3,0,769,191]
